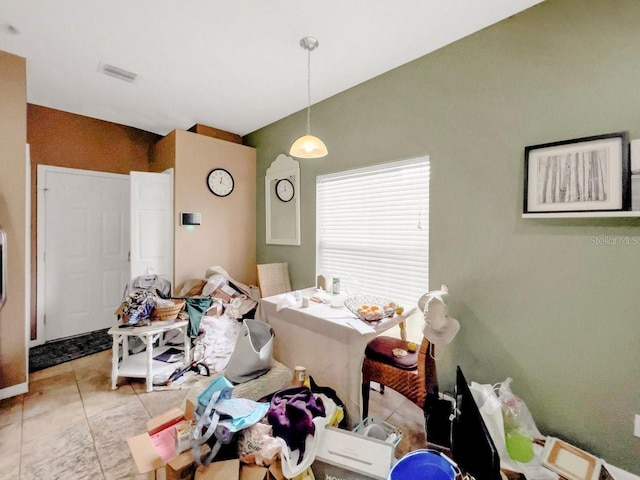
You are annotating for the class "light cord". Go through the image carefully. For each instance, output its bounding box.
[306,47,311,135]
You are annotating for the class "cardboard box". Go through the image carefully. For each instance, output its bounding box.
[195,459,239,480]
[211,284,240,303]
[166,450,197,480]
[128,401,202,479]
[311,427,394,480]
[239,464,270,480]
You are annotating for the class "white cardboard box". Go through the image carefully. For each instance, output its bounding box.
[311,426,395,480]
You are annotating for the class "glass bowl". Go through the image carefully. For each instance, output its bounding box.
[345,294,398,322]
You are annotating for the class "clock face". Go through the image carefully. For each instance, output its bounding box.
[275,178,295,202]
[207,168,234,197]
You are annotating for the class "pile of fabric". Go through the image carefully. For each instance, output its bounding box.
[117,273,173,326]
[175,266,263,376]
[193,376,345,479]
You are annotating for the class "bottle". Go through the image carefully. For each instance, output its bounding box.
[332,276,340,295]
[293,366,307,386]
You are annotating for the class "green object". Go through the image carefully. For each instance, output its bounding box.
[184,297,213,337]
[506,431,534,463]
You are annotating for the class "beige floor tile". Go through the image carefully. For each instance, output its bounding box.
[28,361,73,383]
[79,378,138,418]
[27,369,76,394]
[95,435,145,480]
[14,347,427,479]
[20,422,103,480]
[387,401,427,459]
[366,385,409,422]
[136,387,191,418]
[0,421,22,480]
[0,395,24,428]
[22,373,81,420]
[21,397,88,444]
[72,350,113,382]
[87,396,151,445]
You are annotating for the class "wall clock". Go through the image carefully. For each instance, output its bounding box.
[275,178,295,202]
[206,168,234,197]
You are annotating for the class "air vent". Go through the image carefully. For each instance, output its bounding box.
[98,62,137,83]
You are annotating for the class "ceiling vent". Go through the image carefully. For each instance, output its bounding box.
[98,62,137,83]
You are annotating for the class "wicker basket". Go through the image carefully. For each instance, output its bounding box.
[151,299,185,322]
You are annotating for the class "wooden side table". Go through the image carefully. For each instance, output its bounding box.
[108,319,190,392]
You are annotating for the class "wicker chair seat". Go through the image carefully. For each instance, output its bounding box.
[364,336,418,370]
[361,336,437,420]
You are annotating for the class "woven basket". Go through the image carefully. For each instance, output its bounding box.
[151,300,185,322]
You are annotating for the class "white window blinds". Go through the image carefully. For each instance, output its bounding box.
[316,156,430,308]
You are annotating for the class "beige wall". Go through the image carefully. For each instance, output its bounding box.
[154,130,257,288]
[246,0,640,473]
[0,51,27,393]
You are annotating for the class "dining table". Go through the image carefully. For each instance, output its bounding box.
[258,287,417,427]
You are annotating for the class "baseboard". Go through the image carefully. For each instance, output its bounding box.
[0,381,28,400]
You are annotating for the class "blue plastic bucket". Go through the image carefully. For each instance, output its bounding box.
[388,449,459,480]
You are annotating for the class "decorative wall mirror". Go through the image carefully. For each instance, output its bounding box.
[266,154,301,245]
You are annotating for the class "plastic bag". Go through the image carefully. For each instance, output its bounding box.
[497,378,542,439]
[469,382,517,471]
[497,378,542,463]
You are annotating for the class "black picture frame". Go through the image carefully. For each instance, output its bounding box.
[524,131,630,214]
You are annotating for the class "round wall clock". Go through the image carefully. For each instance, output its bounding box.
[275,178,295,202]
[207,168,234,197]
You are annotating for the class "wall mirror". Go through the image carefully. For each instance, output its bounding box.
[266,154,301,245]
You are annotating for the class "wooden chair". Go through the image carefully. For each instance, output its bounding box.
[361,334,438,420]
[256,262,292,298]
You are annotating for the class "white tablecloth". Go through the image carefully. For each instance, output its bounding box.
[258,287,416,427]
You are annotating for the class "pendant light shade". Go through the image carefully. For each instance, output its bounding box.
[289,134,328,158]
[289,36,328,159]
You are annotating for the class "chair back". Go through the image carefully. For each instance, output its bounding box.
[257,262,292,297]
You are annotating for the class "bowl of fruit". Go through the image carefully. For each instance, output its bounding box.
[345,294,399,322]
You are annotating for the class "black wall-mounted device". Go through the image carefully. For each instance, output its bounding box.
[180,212,202,226]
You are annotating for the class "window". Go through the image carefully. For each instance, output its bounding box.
[316,156,430,309]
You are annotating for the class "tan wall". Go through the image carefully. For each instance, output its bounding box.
[150,131,177,173]
[167,130,256,287]
[0,51,27,392]
[26,105,160,339]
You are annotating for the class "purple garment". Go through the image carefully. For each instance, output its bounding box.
[267,386,325,463]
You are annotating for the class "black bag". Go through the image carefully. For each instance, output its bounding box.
[425,396,453,448]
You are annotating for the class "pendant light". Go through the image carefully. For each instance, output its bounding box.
[289,36,328,159]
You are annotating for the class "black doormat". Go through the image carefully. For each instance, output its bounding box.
[29,328,112,373]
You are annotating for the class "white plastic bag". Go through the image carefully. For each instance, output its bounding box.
[469,382,519,472]
[497,378,543,440]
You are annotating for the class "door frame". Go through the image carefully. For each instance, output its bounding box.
[34,165,130,347]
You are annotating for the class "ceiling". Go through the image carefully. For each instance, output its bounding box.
[0,0,543,137]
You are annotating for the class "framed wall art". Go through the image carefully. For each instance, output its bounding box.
[524,131,630,214]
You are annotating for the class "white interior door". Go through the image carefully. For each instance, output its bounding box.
[130,170,173,285]
[39,167,130,341]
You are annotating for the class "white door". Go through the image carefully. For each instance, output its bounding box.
[129,170,173,283]
[38,167,130,341]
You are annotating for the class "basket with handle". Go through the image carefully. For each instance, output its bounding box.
[151,299,185,322]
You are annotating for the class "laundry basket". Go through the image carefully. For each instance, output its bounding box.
[151,300,184,322]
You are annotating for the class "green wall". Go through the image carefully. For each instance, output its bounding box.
[245,0,640,472]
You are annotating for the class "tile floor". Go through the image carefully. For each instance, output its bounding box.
[0,350,427,480]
